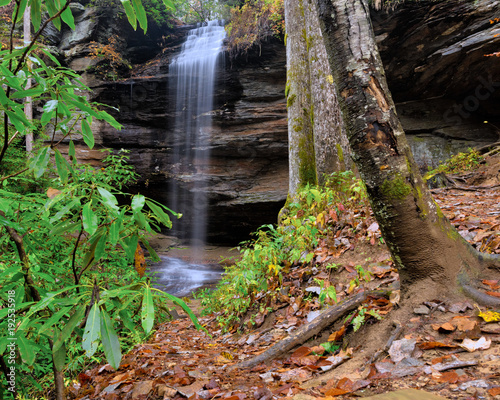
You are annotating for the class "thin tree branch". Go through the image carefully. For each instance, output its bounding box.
[71,228,84,291]
[0,167,29,183]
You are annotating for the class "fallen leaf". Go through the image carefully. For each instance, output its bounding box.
[336,377,354,392]
[478,309,500,322]
[328,326,346,342]
[431,322,455,333]
[459,336,491,352]
[47,187,61,199]
[482,279,500,289]
[432,370,460,384]
[480,323,500,334]
[418,341,458,350]
[290,346,312,364]
[451,316,478,332]
[323,388,350,396]
[488,387,500,396]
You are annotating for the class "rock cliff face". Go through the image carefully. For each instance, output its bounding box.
[51,0,500,244]
[88,42,288,244]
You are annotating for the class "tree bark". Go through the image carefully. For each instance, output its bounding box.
[314,0,499,303]
[285,0,317,196]
[303,0,352,182]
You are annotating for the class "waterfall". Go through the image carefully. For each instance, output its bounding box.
[168,21,226,249]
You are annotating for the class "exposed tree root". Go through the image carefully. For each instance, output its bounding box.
[231,289,393,370]
[458,271,500,307]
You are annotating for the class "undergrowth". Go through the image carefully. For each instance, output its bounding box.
[424,148,484,181]
[197,171,370,330]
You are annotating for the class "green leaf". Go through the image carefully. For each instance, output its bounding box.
[81,118,94,149]
[120,234,138,262]
[82,303,100,357]
[120,0,137,30]
[45,0,61,30]
[100,308,122,370]
[0,0,12,5]
[68,140,77,164]
[161,0,175,10]
[5,110,28,133]
[17,334,37,365]
[131,0,147,32]
[41,47,62,66]
[64,98,100,118]
[53,305,86,353]
[82,202,98,236]
[131,194,145,212]
[94,234,107,264]
[118,309,138,335]
[44,99,59,112]
[82,233,103,268]
[30,0,42,30]
[160,291,205,332]
[140,237,160,263]
[38,307,71,336]
[54,149,69,183]
[60,5,75,29]
[99,110,121,130]
[133,210,148,230]
[146,200,172,228]
[14,0,28,23]
[30,146,51,178]
[10,86,45,99]
[49,198,80,223]
[97,187,119,215]
[141,285,154,334]
[109,218,121,246]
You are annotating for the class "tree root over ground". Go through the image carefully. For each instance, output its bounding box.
[231,288,394,370]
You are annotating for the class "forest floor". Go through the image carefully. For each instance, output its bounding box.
[71,153,500,400]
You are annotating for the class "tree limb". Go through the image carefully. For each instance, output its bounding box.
[231,289,387,370]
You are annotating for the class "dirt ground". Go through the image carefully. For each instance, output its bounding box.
[71,152,500,400]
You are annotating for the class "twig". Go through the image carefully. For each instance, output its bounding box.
[0,167,29,183]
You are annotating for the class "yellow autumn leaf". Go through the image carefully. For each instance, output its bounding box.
[326,74,334,84]
[478,310,500,322]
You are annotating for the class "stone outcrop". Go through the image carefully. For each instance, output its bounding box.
[48,0,500,244]
[86,41,287,244]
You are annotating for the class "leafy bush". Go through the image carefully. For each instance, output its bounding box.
[198,171,369,330]
[424,148,484,181]
[225,0,284,58]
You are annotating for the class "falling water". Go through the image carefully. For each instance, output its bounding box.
[168,21,226,250]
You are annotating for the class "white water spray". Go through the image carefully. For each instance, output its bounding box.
[169,21,226,248]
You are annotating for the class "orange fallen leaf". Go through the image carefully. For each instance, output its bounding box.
[336,377,354,392]
[485,291,500,298]
[324,388,350,396]
[47,187,61,199]
[431,322,455,333]
[488,387,500,396]
[431,355,453,365]
[483,279,500,290]
[418,341,458,350]
[328,326,346,342]
[433,370,460,384]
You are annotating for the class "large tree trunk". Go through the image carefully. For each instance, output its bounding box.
[285,0,317,196]
[315,0,499,304]
[303,0,352,182]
